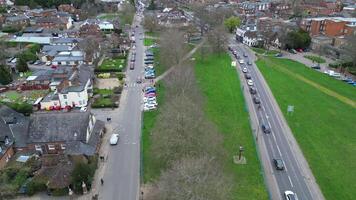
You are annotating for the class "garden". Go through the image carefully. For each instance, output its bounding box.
[95,57,127,72]
[91,88,121,108]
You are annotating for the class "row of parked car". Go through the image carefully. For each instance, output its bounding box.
[143,86,158,111]
[144,50,155,79]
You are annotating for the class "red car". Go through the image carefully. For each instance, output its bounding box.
[144,93,156,97]
[296,48,303,53]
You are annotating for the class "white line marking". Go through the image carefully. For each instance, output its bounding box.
[288,175,294,187]
[276,144,282,157]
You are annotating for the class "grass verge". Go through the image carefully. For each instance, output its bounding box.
[194,53,268,199]
[144,38,155,46]
[304,55,326,63]
[142,82,165,182]
[252,47,279,56]
[256,57,356,200]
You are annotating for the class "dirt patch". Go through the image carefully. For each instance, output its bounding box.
[96,78,120,89]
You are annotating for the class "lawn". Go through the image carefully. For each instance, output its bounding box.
[304,55,326,63]
[151,48,165,76]
[251,47,279,56]
[144,38,155,46]
[194,53,268,199]
[96,58,126,72]
[97,13,120,20]
[0,90,48,104]
[93,88,114,96]
[142,82,165,182]
[256,57,356,200]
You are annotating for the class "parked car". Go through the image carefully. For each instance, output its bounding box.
[247,60,252,65]
[144,93,156,97]
[247,79,254,86]
[289,49,297,54]
[274,159,284,170]
[311,63,320,70]
[253,96,260,104]
[262,124,271,134]
[242,67,248,73]
[144,60,154,65]
[284,191,298,200]
[245,73,252,79]
[80,107,87,112]
[239,59,245,64]
[130,62,134,70]
[34,60,42,65]
[143,97,156,102]
[249,87,257,94]
[46,61,51,66]
[110,134,119,145]
[233,50,238,55]
[275,53,283,57]
[228,46,233,51]
[296,48,303,53]
[144,104,156,111]
[243,53,248,57]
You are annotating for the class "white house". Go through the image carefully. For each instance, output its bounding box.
[98,21,114,31]
[243,31,258,47]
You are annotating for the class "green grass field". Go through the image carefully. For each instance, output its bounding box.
[97,58,126,71]
[142,82,165,182]
[144,38,155,46]
[304,55,326,63]
[97,13,120,20]
[256,57,356,200]
[194,53,268,199]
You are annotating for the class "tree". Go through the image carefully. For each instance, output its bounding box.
[224,16,241,33]
[207,25,228,54]
[152,156,233,200]
[16,57,29,72]
[285,29,311,50]
[78,36,100,63]
[160,29,188,70]
[344,33,356,67]
[143,14,159,33]
[0,65,12,85]
[147,0,156,10]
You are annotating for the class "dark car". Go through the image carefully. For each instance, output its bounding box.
[243,53,248,57]
[311,63,320,70]
[273,159,284,170]
[262,124,271,134]
[253,96,260,104]
[275,53,283,57]
[235,55,240,59]
[249,87,257,94]
[245,73,252,79]
[228,46,233,51]
[247,60,252,65]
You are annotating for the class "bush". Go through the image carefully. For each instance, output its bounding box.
[113,86,123,94]
[117,73,125,80]
[97,73,111,78]
[94,68,122,73]
[2,26,20,33]
[52,188,68,196]
[71,156,98,193]
[3,102,33,115]
[26,179,47,196]
[0,65,12,85]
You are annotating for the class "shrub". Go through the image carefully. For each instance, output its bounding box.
[52,188,68,196]
[117,73,125,80]
[113,86,123,94]
[71,156,98,193]
[26,179,47,196]
[94,68,122,73]
[97,73,111,78]
[2,26,20,33]
[3,102,33,115]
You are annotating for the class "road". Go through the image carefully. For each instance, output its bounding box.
[98,14,145,200]
[230,41,325,200]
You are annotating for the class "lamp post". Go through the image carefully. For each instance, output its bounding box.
[239,146,244,160]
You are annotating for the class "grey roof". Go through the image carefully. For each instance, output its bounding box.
[28,112,91,143]
[42,92,59,102]
[53,56,84,62]
[42,45,72,52]
[30,69,53,81]
[0,105,29,148]
[6,15,29,22]
[24,27,44,33]
[51,37,81,44]
[61,65,92,93]
[64,141,96,156]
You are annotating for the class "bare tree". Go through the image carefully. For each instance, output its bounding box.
[143,14,159,33]
[78,36,100,63]
[343,33,356,67]
[159,29,188,69]
[152,156,233,200]
[207,25,228,54]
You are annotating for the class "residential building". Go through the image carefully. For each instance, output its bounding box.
[52,51,84,66]
[4,15,29,28]
[51,37,81,47]
[300,17,356,37]
[40,45,73,62]
[28,111,104,156]
[243,31,259,47]
[35,16,73,30]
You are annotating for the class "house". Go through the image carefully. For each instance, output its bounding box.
[28,111,104,156]
[157,7,190,27]
[243,31,259,47]
[0,105,29,169]
[57,65,92,108]
[52,51,84,66]
[40,45,73,62]
[35,16,73,30]
[4,15,29,28]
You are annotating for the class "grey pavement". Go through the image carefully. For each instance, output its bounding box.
[230,40,325,200]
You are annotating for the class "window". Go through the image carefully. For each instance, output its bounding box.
[61,144,66,150]
[48,144,55,150]
[63,94,67,99]
[35,145,42,151]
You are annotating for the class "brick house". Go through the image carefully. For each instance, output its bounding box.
[28,111,104,156]
[0,106,29,169]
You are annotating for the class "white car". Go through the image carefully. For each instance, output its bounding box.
[145,100,158,106]
[144,104,157,111]
[247,79,254,86]
[145,64,154,69]
[110,134,119,145]
[239,59,245,64]
[143,97,156,103]
[242,67,248,73]
[284,191,298,200]
[46,61,51,66]
[80,107,87,112]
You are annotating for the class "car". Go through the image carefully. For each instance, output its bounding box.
[249,87,257,94]
[247,60,252,65]
[235,55,240,59]
[129,62,134,70]
[262,124,271,134]
[144,57,154,61]
[144,104,157,111]
[145,88,156,93]
[233,50,238,55]
[245,73,252,79]
[145,90,156,95]
[144,60,154,65]
[247,79,254,86]
[110,134,119,145]
[145,100,158,106]
[243,53,248,57]
[311,63,320,70]
[28,60,35,64]
[144,92,156,97]
[242,67,248,73]
[34,60,42,65]
[274,159,284,170]
[275,53,283,57]
[284,191,297,200]
[296,48,303,53]
[289,49,297,54]
[145,64,154,69]
[136,78,142,84]
[46,61,51,66]
[238,59,245,64]
[143,97,156,102]
[80,107,87,112]
[253,96,260,104]
[228,46,233,51]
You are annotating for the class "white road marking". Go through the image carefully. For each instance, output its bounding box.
[276,144,282,157]
[288,175,294,187]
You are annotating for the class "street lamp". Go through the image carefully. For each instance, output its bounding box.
[239,146,244,160]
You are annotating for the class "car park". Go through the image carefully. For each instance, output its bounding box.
[245,73,251,79]
[262,124,271,134]
[284,191,297,200]
[274,159,284,170]
[247,79,254,86]
[253,96,260,104]
[110,134,119,145]
[242,67,248,73]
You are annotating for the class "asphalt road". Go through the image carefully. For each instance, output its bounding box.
[230,42,324,200]
[98,15,145,200]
